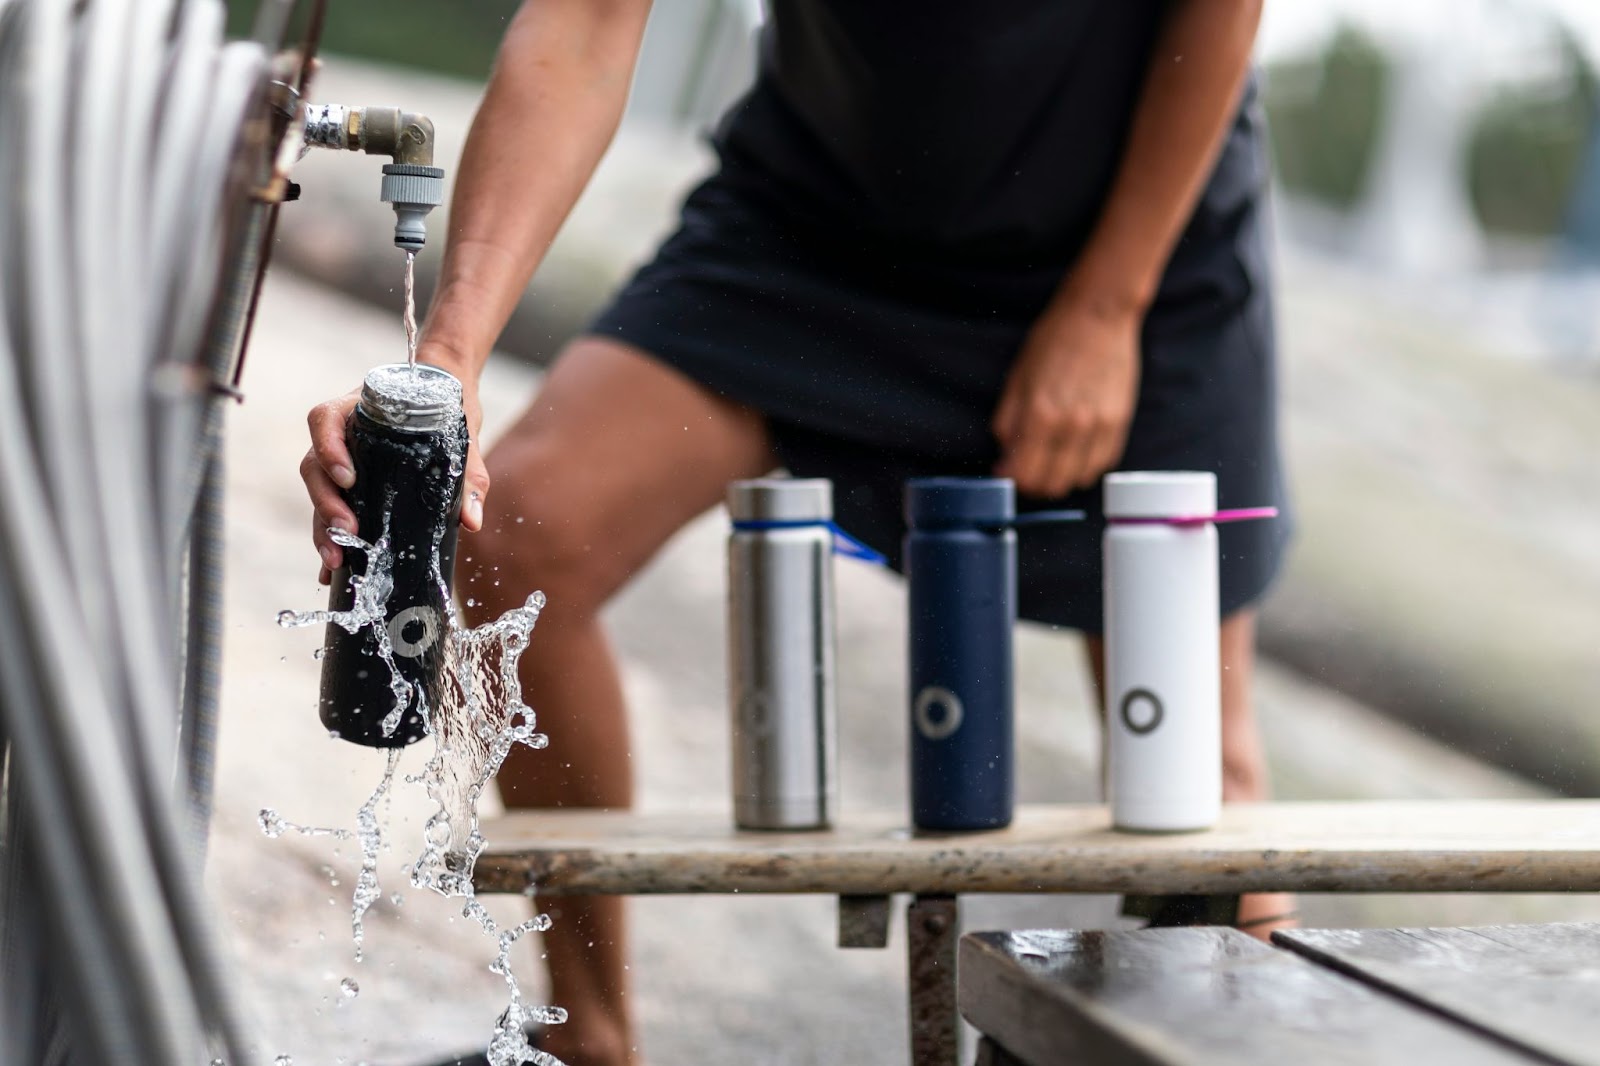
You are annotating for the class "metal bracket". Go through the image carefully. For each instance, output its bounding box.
[908,894,960,1066]
[838,894,892,949]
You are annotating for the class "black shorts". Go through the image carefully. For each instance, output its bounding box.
[589,163,1291,631]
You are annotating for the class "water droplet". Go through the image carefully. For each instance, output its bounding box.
[390,892,404,907]
[313,647,325,660]
[258,809,285,838]
[340,977,360,999]
[275,1057,293,1066]
[465,597,476,607]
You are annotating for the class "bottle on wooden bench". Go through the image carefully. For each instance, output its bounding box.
[905,478,1017,831]
[726,478,839,830]
[1103,471,1222,832]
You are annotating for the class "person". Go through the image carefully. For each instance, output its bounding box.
[300,2,1291,1063]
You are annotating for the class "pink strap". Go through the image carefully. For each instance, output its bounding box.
[1109,506,1278,527]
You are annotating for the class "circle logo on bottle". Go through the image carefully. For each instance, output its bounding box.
[388,605,441,659]
[913,686,964,742]
[1119,688,1164,736]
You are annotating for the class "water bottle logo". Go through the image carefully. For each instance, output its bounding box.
[388,605,441,659]
[1119,688,1164,736]
[914,686,964,742]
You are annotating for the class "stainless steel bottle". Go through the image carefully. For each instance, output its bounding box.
[726,478,838,830]
[320,364,466,748]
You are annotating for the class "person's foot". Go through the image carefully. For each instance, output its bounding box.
[537,1019,635,1066]
[418,1025,548,1066]
[1235,891,1298,942]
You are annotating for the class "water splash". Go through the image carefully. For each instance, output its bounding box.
[462,899,567,1066]
[409,590,547,898]
[278,519,413,740]
[351,749,402,962]
[269,507,564,1060]
[258,808,351,842]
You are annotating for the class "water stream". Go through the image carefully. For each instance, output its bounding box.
[403,250,418,370]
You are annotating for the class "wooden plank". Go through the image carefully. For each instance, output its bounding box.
[472,800,1600,896]
[957,928,1547,1066]
[1277,924,1600,1066]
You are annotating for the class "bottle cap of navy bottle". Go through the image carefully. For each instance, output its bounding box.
[319,364,466,748]
[726,478,838,830]
[904,478,1017,832]
[1103,471,1221,832]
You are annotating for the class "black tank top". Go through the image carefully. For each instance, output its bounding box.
[714,0,1263,268]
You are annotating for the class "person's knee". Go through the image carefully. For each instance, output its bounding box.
[459,441,634,621]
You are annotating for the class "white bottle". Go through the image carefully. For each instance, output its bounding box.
[1103,471,1221,832]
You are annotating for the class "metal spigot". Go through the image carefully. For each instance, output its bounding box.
[303,103,444,253]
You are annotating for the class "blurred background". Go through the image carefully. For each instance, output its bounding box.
[215,2,1600,1063]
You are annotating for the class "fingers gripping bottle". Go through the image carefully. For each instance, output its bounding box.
[726,479,838,830]
[319,364,467,747]
[905,478,1017,831]
[1103,471,1221,832]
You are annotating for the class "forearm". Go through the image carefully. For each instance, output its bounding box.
[1056,0,1262,320]
[421,0,652,378]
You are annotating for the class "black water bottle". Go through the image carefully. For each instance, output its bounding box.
[319,364,467,747]
[905,478,1017,831]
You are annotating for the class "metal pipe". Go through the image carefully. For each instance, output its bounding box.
[304,103,437,164]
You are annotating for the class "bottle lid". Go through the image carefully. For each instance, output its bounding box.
[905,477,1015,529]
[1104,471,1216,519]
[359,364,463,432]
[727,478,832,523]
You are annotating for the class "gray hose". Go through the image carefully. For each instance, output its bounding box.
[0,0,299,1062]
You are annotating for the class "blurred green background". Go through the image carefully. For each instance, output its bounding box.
[1264,19,1597,237]
[227,0,517,81]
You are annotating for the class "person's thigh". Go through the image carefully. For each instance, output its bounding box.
[465,336,779,609]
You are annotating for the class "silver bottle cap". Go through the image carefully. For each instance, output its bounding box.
[727,478,832,523]
[359,364,463,432]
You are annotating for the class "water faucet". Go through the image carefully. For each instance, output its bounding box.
[302,103,445,253]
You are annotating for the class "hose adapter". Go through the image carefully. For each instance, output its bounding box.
[381,164,445,254]
[304,103,445,251]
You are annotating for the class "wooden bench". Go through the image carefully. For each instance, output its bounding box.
[473,801,1600,1065]
[960,923,1600,1066]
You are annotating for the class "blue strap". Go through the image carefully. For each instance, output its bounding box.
[731,518,890,566]
[1005,508,1087,527]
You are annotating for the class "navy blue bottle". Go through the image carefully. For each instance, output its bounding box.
[904,478,1017,831]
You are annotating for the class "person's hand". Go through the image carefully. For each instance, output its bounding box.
[992,298,1142,498]
[300,353,489,585]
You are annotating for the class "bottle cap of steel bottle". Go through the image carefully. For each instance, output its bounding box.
[727,478,838,830]
[905,477,1017,831]
[1103,471,1221,832]
[319,364,467,748]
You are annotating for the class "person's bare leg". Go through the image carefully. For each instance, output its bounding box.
[1084,609,1296,939]
[459,338,776,1065]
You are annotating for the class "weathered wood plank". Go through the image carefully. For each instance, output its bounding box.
[472,801,1600,896]
[958,928,1548,1066]
[1277,923,1600,1066]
